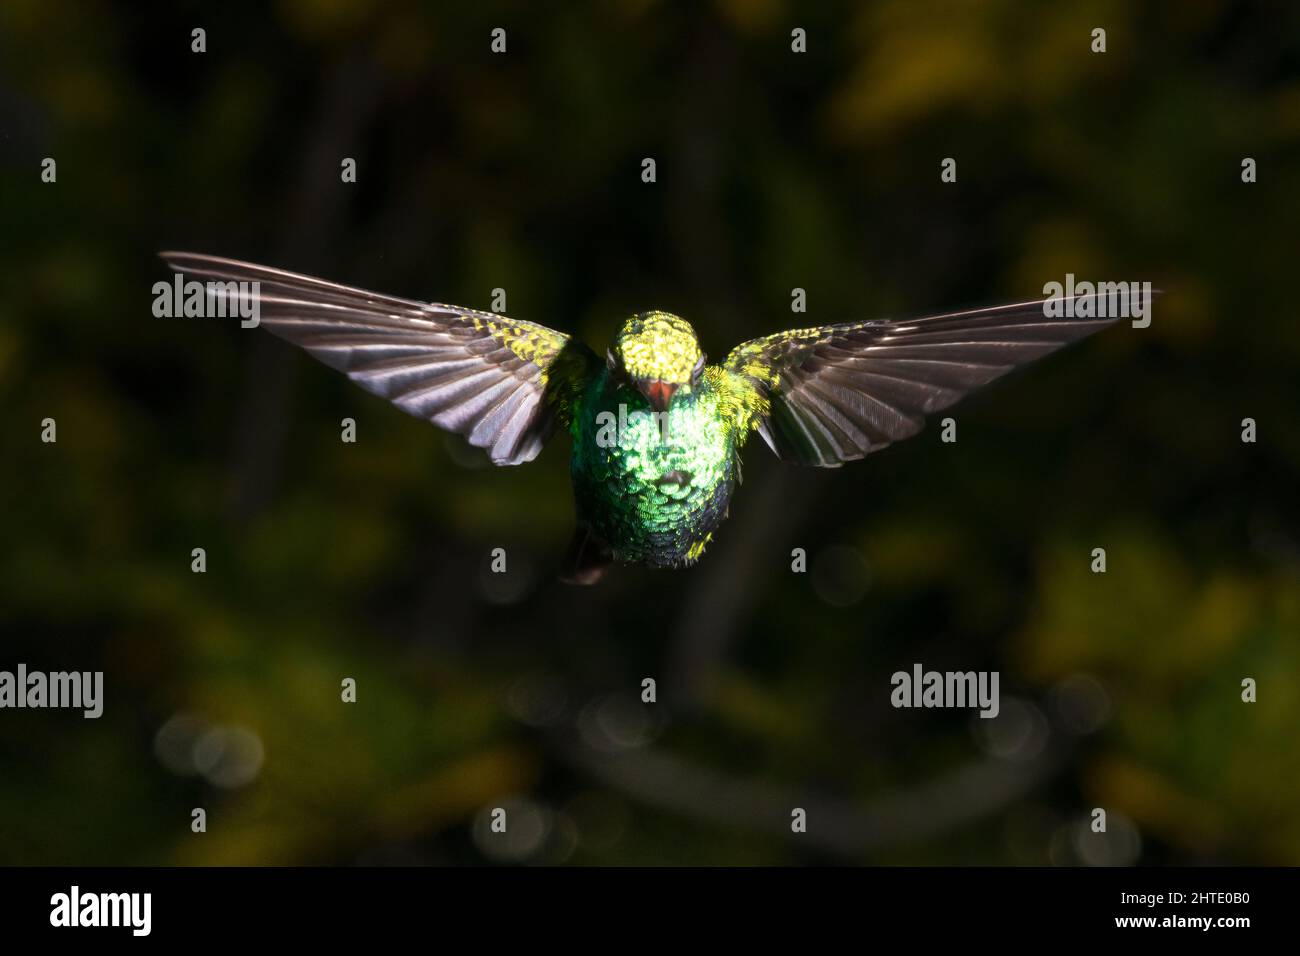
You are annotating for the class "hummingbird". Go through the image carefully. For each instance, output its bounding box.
[161,252,1123,584]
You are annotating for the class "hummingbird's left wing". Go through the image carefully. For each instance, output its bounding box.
[160,252,599,465]
[722,296,1122,467]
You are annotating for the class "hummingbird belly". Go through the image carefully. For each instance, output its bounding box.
[571,383,737,568]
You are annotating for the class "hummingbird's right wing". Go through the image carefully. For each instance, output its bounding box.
[722,296,1123,467]
[160,252,599,465]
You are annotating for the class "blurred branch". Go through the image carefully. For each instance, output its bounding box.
[665,466,829,709]
[228,56,383,523]
[558,729,1070,862]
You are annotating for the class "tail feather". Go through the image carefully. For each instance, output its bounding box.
[559,524,613,585]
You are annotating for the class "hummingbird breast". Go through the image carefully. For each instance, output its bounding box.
[570,372,739,568]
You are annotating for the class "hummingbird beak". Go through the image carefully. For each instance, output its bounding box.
[642,379,678,412]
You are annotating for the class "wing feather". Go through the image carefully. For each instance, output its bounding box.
[724,295,1131,467]
[159,252,598,465]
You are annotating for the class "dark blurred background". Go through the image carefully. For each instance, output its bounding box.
[1,0,1298,865]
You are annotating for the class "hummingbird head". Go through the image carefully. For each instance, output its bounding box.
[609,311,706,412]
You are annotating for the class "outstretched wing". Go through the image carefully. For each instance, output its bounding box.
[723,296,1124,467]
[160,252,599,465]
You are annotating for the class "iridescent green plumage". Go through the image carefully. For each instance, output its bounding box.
[161,253,1123,580]
[570,364,751,567]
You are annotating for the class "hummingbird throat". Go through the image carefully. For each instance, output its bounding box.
[593,403,676,448]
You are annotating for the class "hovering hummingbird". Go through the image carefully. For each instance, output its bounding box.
[161,252,1123,583]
